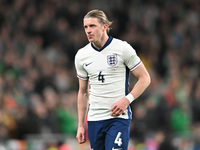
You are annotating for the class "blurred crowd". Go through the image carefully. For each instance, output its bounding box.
[0,0,200,149]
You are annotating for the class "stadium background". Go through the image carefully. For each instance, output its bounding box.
[0,0,199,149]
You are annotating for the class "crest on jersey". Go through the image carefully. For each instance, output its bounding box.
[107,54,118,66]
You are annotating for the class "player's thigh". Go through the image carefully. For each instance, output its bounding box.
[105,119,131,150]
[88,121,105,150]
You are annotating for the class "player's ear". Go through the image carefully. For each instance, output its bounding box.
[103,24,108,32]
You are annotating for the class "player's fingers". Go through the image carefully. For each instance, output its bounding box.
[111,106,118,115]
[79,138,86,144]
[81,134,86,143]
[111,105,117,111]
[77,133,86,144]
[111,107,122,116]
[116,109,124,116]
[79,139,86,144]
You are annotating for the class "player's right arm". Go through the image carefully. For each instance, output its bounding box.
[76,79,89,144]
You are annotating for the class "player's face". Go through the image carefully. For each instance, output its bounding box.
[83,17,106,43]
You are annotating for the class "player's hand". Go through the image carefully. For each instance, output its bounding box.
[110,97,130,117]
[76,126,86,144]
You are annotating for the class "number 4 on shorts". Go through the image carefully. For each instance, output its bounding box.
[114,132,122,146]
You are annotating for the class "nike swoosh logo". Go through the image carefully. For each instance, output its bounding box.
[112,147,122,150]
[85,62,93,66]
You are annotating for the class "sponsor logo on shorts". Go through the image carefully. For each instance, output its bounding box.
[112,147,122,150]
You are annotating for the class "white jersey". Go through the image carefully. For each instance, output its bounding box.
[75,36,142,121]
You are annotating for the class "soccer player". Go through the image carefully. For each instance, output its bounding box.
[75,9,151,150]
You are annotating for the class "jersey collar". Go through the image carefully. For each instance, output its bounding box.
[91,36,113,52]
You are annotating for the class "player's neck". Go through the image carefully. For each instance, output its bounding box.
[92,34,109,50]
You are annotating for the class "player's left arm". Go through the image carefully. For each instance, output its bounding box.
[111,63,151,117]
[129,63,151,100]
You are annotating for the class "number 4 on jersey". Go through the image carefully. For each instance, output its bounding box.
[98,71,105,83]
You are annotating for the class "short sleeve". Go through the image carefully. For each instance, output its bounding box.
[122,42,142,71]
[74,51,88,80]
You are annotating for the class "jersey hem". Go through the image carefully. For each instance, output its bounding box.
[87,115,131,121]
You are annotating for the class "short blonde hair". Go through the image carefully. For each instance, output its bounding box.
[84,9,112,33]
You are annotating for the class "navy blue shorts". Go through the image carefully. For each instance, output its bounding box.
[88,118,131,150]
